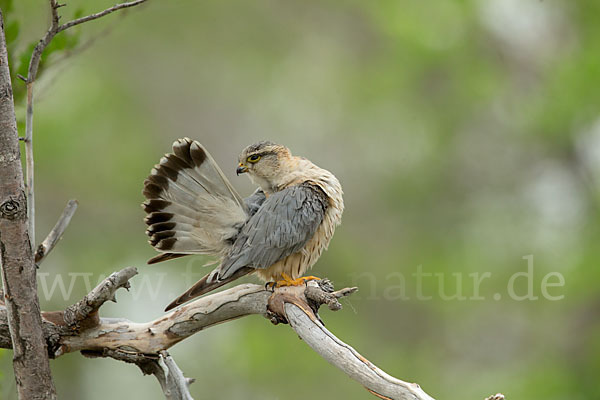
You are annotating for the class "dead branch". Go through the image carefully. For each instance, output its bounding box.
[35,199,78,265]
[57,0,148,32]
[0,266,506,400]
[284,293,434,400]
[156,351,195,400]
[63,266,138,328]
[0,269,446,400]
[81,348,194,400]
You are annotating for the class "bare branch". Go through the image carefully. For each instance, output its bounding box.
[27,0,148,83]
[57,0,148,32]
[63,267,138,328]
[35,199,78,265]
[23,0,64,250]
[156,351,195,400]
[264,281,437,399]
[0,269,503,399]
[26,0,61,84]
[59,283,271,353]
[285,301,435,400]
[24,83,35,249]
[0,270,445,399]
[81,348,194,400]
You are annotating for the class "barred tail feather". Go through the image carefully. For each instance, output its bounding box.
[142,138,248,262]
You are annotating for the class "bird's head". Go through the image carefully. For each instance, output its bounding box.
[237,141,292,193]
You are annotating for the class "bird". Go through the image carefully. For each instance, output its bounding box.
[142,138,344,311]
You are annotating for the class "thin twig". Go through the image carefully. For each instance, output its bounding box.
[57,0,148,32]
[35,199,78,265]
[23,0,148,252]
[24,83,35,249]
[23,0,62,250]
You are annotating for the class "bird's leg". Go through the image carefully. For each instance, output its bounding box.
[275,272,321,288]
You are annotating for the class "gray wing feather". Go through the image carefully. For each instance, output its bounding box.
[218,183,328,279]
[243,188,266,217]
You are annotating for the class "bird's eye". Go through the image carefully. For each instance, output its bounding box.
[247,154,261,163]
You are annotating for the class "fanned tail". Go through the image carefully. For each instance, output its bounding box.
[142,138,248,262]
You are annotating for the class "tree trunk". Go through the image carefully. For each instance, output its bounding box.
[0,10,57,400]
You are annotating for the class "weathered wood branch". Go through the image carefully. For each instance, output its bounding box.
[156,351,195,400]
[82,348,194,400]
[59,282,273,354]
[63,266,137,328]
[0,268,451,400]
[285,301,434,400]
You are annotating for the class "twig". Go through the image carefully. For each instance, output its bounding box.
[57,0,148,32]
[23,0,61,250]
[23,0,148,252]
[35,199,78,265]
[24,81,35,249]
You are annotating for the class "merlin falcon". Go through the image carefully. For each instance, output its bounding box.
[142,138,344,311]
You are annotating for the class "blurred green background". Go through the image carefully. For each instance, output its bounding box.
[1,0,599,399]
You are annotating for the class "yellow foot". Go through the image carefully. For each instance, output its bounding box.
[274,272,321,288]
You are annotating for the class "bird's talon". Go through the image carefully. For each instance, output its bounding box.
[274,273,321,288]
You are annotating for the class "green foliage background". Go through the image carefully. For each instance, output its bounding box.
[1,0,599,399]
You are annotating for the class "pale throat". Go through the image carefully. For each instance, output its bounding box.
[248,157,302,194]
[248,173,278,194]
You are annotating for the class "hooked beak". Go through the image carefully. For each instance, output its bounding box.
[236,163,248,175]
